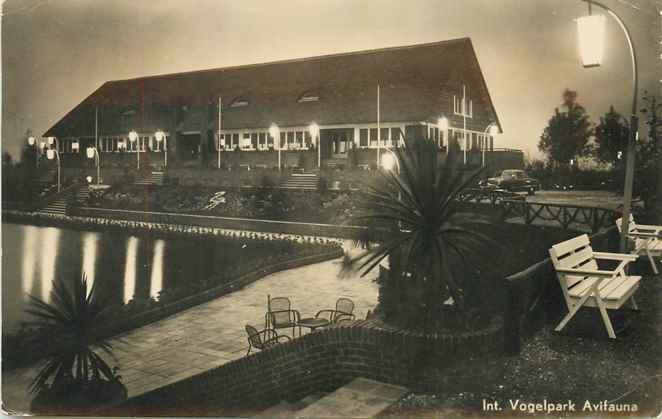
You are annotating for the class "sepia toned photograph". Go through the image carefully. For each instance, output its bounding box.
[1,0,661,417]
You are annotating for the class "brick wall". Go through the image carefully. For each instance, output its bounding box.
[108,317,503,416]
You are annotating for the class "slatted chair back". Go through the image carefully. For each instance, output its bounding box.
[336,298,355,315]
[245,325,263,350]
[549,234,597,299]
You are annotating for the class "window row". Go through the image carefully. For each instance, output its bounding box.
[98,135,168,152]
[217,130,313,151]
[357,128,404,148]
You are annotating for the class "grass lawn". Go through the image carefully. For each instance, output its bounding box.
[385,273,662,417]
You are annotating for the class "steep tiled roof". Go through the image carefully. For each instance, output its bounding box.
[44,37,501,137]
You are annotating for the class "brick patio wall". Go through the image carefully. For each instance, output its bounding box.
[108,317,503,416]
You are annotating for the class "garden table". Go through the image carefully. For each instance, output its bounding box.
[297,317,330,333]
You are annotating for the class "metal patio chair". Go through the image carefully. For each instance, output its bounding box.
[245,325,291,355]
[265,296,301,337]
[315,297,356,324]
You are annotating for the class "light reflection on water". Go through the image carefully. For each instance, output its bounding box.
[39,227,60,301]
[123,236,139,305]
[81,232,98,292]
[150,240,165,300]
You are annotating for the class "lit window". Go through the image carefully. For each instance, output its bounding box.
[298,91,319,103]
[359,129,368,148]
[230,97,249,108]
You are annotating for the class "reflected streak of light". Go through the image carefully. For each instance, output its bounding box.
[39,227,60,301]
[21,225,38,298]
[149,240,165,300]
[123,236,139,304]
[81,232,99,293]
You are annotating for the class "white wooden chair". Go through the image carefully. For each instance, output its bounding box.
[549,234,640,339]
[616,214,662,274]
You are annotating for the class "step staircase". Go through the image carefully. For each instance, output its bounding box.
[256,378,408,418]
[280,173,319,190]
[134,171,165,186]
[35,186,83,216]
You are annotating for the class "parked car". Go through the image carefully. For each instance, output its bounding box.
[479,169,541,195]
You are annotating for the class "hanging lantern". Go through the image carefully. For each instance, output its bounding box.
[576,14,606,68]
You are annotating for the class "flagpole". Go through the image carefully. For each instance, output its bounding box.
[463,84,467,164]
[377,84,381,167]
[218,97,222,169]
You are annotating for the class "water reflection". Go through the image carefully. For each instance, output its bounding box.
[21,225,37,300]
[123,236,139,304]
[150,240,165,300]
[39,227,60,301]
[81,232,98,291]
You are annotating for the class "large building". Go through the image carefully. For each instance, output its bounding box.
[44,37,519,170]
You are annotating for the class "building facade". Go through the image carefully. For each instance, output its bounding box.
[44,37,513,171]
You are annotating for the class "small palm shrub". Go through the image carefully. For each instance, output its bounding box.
[346,137,500,332]
[25,274,126,412]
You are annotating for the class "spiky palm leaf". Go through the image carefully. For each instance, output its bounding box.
[24,274,119,394]
[346,136,498,329]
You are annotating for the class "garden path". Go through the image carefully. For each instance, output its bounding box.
[1,251,379,415]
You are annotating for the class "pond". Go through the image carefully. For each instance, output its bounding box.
[1,222,310,333]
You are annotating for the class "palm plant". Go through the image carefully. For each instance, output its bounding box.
[25,273,121,397]
[346,136,498,331]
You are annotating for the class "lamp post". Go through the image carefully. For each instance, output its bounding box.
[155,130,167,167]
[86,146,101,185]
[482,123,499,168]
[46,144,61,192]
[438,116,449,152]
[269,123,281,171]
[309,122,320,168]
[576,0,638,252]
[128,130,140,170]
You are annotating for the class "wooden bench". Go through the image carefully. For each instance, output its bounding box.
[616,214,662,274]
[549,234,640,339]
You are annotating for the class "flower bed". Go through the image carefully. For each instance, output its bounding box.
[87,185,359,224]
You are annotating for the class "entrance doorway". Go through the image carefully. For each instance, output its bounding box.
[320,128,353,162]
[177,132,201,160]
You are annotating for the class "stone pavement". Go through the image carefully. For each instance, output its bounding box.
[2,255,378,415]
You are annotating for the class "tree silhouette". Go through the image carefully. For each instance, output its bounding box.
[594,106,629,167]
[538,89,592,166]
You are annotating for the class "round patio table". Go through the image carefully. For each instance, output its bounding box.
[297,317,330,333]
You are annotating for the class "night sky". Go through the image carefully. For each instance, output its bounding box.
[2,0,660,160]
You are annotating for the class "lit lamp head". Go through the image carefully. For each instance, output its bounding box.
[308,122,319,138]
[46,149,55,160]
[86,147,96,159]
[488,124,499,136]
[381,152,398,172]
[27,136,35,146]
[39,141,46,150]
[128,130,139,143]
[86,175,93,184]
[269,123,280,139]
[47,137,56,146]
[576,13,606,68]
[438,116,449,131]
[154,130,165,143]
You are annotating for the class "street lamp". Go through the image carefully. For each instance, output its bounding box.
[576,0,638,252]
[155,130,167,167]
[46,147,61,192]
[86,146,101,185]
[128,130,140,170]
[482,122,499,168]
[27,136,35,146]
[309,122,320,168]
[269,123,281,171]
[438,116,449,152]
[381,149,400,174]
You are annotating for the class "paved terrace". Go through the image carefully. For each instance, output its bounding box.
[2,255,378,415]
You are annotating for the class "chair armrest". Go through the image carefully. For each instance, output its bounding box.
[556,267,616,277]
[263,334,291,347]
[626,231,659,238]
[315,310,336,322]
[593,252,638,261]
[335,313,356,323]
[634,224,662,234]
